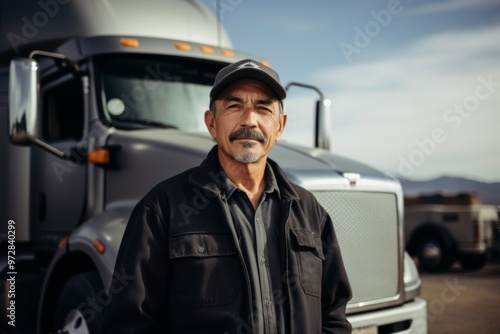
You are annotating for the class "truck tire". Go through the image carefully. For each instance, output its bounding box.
[416,235,454,271]
[53,272,104,334]
[459,253,487,271]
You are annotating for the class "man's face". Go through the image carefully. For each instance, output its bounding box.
[205,79,287,164]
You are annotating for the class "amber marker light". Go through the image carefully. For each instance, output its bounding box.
[94,239,106,254]
[175,42,192,51]
[200,45,215,54]
[120,38,139,47]
[260,59,271,67]
[88,148,110,165]
[221,49,234,57]
[58,236,69,249]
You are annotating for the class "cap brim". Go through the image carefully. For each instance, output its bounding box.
[210,68,287,101]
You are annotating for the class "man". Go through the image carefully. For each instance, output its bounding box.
[101,59,352,333]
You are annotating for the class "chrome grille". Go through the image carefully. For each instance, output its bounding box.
[312,191,400,306]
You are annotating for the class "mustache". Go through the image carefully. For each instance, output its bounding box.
[229,128,267,143]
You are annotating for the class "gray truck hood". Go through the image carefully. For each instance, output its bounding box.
[105,129,398,194]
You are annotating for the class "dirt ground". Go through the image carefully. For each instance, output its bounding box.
[419,261,500,334]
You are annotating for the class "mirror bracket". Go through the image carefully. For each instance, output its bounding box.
[285,82,332,150]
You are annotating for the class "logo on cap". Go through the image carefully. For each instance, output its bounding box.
[237,61,260,70]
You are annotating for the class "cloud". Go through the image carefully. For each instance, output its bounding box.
[326,24,500,90]
[283,24,500,182]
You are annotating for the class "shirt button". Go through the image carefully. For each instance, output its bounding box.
[198,246,205,253]
[261,257,266,264]
[256,218,261,223]
[266,301,272,307]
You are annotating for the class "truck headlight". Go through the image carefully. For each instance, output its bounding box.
[404,251,421,301]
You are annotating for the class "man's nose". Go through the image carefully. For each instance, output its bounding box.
[240,106,258,127]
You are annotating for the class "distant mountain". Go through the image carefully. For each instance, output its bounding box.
[399,176,500,205]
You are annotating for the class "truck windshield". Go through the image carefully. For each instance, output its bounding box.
[95,56,223,132]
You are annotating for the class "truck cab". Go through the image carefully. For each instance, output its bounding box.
[1,1,426,333]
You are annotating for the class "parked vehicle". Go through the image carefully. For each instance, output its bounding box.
[405,192,499,271]
[0,1,426,333]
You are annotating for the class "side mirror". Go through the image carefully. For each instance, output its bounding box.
[285,82,332,151]
[9,54,67,158]
[9,58,40,145]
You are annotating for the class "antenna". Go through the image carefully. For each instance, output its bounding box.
[216,0,221,47]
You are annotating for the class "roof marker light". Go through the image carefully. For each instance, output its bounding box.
[221,49,235,57]
[120,38,139,47]
[200,45,215,54]
[175,42,191,51]
[260,59,271,67]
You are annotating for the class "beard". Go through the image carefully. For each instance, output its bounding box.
[234,142,260,163]
[229,128,268,164]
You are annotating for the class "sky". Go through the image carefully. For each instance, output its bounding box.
[200,0,500,183]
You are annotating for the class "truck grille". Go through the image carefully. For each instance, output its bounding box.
[312,191,400,307]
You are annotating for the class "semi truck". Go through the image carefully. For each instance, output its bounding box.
[405,192,499,271]
[0,1,427,333]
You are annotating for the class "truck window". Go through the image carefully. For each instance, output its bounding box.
[95,56,220,133]
[43,78,84,141]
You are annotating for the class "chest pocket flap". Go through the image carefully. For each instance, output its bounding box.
[168,233,239,307]
[169,233,236,258]
[291,229,325,260]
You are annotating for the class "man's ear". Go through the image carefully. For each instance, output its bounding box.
[275,113,288,142]
[204,110,217,139]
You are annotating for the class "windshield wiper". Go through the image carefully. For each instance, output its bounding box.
[116,118,179,129]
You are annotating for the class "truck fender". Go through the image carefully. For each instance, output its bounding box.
[37,201,136,334]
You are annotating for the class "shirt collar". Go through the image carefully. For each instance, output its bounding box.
[219,161,281,200]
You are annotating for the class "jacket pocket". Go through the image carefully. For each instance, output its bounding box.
[169,233,239,307]
[290,229,325,297]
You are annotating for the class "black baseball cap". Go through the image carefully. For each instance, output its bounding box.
[210,59,287,101]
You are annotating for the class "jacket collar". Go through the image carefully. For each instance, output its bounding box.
[188,145,300,201]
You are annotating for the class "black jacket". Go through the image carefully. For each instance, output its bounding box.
[101,146,352,333]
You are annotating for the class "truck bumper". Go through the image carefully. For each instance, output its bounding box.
[458,241,488,255]
[348,297,427,334]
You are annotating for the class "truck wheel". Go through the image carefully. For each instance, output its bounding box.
[459,254,487,271]
[416,235,454,271]
[53,272,104,334]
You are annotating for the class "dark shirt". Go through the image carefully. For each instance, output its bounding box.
[220,162,285,334]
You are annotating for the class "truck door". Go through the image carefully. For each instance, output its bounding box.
[30,74,87,249]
